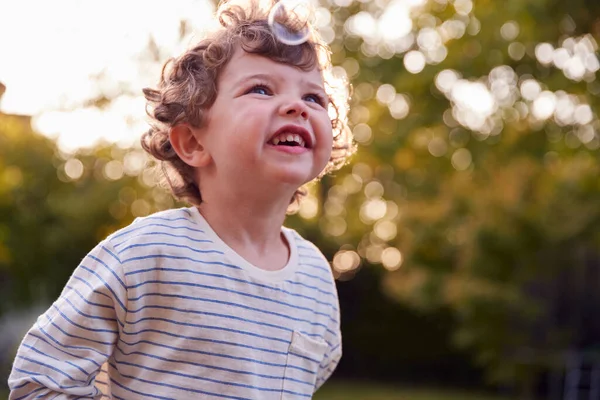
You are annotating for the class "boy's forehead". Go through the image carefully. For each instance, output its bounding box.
[221,48,325,88]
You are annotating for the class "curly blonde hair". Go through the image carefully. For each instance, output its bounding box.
[141,0,354,206]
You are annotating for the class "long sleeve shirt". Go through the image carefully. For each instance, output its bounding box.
[9,206,342,399]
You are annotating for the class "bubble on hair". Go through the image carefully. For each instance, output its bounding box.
[268,0,314,46]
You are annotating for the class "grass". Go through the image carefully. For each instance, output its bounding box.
[314,382,510,400]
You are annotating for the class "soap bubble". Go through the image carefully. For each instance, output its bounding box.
[268,0,314,46]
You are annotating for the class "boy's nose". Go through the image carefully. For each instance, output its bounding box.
[279,99,309,120]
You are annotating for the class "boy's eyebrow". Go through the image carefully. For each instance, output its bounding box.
[235,73,274,85]
[236,73,326,93]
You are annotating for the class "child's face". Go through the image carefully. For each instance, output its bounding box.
[196,48,333,196]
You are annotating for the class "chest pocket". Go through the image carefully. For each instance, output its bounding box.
[281,331,328,399]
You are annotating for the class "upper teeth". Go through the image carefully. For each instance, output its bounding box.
[271,133,306,147]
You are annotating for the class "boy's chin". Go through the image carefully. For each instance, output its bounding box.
[274,162,326,182]
[269,170,319,187]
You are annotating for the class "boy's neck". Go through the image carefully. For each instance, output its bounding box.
[197,193,292,271]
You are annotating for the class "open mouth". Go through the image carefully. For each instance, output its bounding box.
[268,125,312,149]
[269,133,306,148]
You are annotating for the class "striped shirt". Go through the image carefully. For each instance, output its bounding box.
[9,207,342,399]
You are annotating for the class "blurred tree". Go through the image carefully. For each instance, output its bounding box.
[284,0,600,388]
[0,93,171,313]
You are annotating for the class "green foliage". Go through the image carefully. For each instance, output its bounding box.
[290,0,600,385]
[0,113,166,311]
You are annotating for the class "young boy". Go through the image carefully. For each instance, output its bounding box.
[8,0,354,398]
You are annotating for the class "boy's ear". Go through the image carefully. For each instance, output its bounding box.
[169,124,212,168]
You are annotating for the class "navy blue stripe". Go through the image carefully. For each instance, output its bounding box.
[102,245,121,264]
[285,279,336,298]
[109,362,254,400]
[16,356,88,384]
[34,328,107,363]
[65,285,113,310]
[129,291,336,324]
[296,247,328,261]
[317,336,334,347]
[113,356,303,395]
[122,254,241,270]
[296,251,327,259]
[296,251,323,260]
[29,377,45,388]
[180,208,193,217]
[13,386,44,400]
[88,253,126,290]
[33,391,49,399]
[120,327,323,374]
[79,265,127,312]
[23,375,96,396]
[288,351,321,365]
[118,337,315,374]
[117,242,223,256]
[114,345,313,387]
[111,231,212,248]
[109,374,176,400]
[63,284,124,330]
[127,294,333,331]
[126,315,288,343]
[143,215,195,224]
[21,342,91,379]
[11,380,30,389]
[296,270,332,285]
[298,263,331,274]
[295,244,327,255]
[298,260,330,268]
[120,327,288,356]
[321,358,339,371]
[125,303,334,336]
[112,223,205,241]
[126,272,336,310]
[52,304,118,334]
[295,243,320,252]
[71,276,111,300]
[44,316,115,347]
[61,297,119,324]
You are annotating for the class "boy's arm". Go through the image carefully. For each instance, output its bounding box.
[8,241,127,399]
[315,282,343,391]
[315,329,343,391]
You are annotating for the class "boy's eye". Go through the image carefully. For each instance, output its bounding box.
[304,93,327,107]
[247,85,272,96]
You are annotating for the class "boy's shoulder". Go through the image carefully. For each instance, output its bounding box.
[285,228,326,261]
[103,207,208,252]
[284,227,335,280]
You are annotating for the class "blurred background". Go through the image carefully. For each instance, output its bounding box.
[1,0,599,398]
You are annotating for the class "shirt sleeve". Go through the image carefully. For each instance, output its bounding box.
[315,343,342,392]
[8,241,128,399]
[314,273,343,392]
[314,319,342,391]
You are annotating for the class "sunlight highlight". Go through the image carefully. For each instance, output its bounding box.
[0,0,215,151]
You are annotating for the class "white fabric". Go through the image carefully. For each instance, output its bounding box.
[9,207,342,399]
